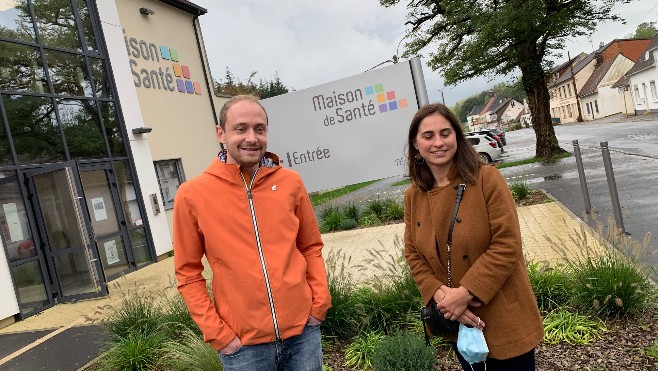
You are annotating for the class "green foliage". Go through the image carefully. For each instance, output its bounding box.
[323,250,361,340]
[345,332,383,370]
[527,261,571,312]
[381,0,625,157]
[99,283,164,340]
[371,332,436,371]
[641,340,658,367]
[631,21,657,39]
[310,180,379,206]
[392,178,412,187]
[213,68,289,98]
[364,198,404,223]
[358,213,381,228]
[382,202,404,222]
[100,327,167,371]
[568,253,653,317]
[509,181,532,201]
[452,82,525,122]
[542,310,606,345]
[160,328,223,371]
[319,207,345,233]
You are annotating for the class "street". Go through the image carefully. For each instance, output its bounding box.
[499,114,658,266]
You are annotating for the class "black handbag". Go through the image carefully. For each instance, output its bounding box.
[421,183,466,344]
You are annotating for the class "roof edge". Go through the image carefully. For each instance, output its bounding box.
[158,0,207,15]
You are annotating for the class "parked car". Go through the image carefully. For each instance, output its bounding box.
[465,133,502,163]
[466,129,505,152]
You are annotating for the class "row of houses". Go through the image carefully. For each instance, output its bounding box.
[466,33,658,130]
[549,35,658,123]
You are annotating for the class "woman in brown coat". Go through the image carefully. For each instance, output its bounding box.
[404,103,543,370]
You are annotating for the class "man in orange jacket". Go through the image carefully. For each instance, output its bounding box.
[173,95,331,371]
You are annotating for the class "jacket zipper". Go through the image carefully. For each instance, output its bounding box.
[240,169,281,340]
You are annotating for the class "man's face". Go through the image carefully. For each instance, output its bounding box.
[216,100,268,174]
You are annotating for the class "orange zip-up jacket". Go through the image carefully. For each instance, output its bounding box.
[173,153,331,351]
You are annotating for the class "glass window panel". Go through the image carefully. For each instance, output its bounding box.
[99,102,124,157]
[0,0,35,43]
[12,260,49,315]
[154,160,183,210]
[0,174,37,263]
[0,40,48,93]
[76,0,96,52]
[113,160,143,228]
[3,94,65,164]
[0,109,11,165]
[33,0,80,51]
[80,170,119,234]
[128,228,151,267]
[44,50,92,97]
[89,58,110,98]
[96,235,129,279]
[57,98,107,159]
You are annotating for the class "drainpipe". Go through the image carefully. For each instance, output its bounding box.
[192,13,219,128]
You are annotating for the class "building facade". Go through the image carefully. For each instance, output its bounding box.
[0,0,225,326]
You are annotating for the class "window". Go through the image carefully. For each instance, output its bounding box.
[567,104,572,117]
[594,100,599,114]
[154,160,184,210]
[586,102,591,114]
[651,81,657,101]
[567,84,571,96]
[559,88,562,99]
[634,85,641,101]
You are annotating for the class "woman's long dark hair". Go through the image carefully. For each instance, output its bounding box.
[406,103,481,192]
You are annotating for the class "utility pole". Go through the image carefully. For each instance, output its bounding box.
[568,51,583,122]
[439,88,445,105]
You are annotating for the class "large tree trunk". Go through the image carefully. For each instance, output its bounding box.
[520,55,567,158]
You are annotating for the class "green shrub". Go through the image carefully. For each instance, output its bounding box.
[339,218,358,230]
[160,328,222,371]
[364,199,387,220]
[100,284,164,340]
[568,253,653,317]
[160,294,201,340]
[323,251,360,341]
[359,213,381,227]
[527,261,571,312]
[100,327,167,371]
[320,211,345,233]
[509,181,531,201]
[372,332,436,371]
[345,332,383,370]
[343,203,361,223]
[542,309,606,345]
[641,340,658,367]
[382,201,404,222]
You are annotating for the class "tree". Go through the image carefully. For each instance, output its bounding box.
[214,68,290,99]
[381,0,630,158]
[631,22,657,39]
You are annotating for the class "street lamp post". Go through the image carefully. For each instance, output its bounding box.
[438,88,446,105]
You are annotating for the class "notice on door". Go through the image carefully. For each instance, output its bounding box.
[104,240,120,265]
[91,197,107,221]
[2,203,24,242]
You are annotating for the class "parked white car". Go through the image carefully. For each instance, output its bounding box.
[465,133,502,163]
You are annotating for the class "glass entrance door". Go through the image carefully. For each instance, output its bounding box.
[79,164,135,280]
[25,162,106,302]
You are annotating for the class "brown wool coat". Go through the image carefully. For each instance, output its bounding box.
[404,165,543,360]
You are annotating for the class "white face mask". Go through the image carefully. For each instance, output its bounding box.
[457,323,489,365]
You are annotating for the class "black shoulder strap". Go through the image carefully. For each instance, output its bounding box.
[445,183,466,288]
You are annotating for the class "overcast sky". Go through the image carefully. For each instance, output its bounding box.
[195,0,658,107]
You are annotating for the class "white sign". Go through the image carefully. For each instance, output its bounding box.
[91,197,107,221]
[2,203,24,242]
[104,240,119,265]
[262,59,421,192]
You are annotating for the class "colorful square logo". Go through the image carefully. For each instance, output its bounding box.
[176,79,185,92]
[170,48,179,62]
[388,101,398,111]
[193,82,202,94]
[376,93,386,103]
[379,103,388,113]
[182,65,190,79]
[365,83,408,115]
[160,46,170,60]
[386,91,396,100]
[185,80,194,94]
[173,64,182,77]
[364,86,375,95]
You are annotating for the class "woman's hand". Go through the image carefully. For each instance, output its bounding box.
[436,286,482,322]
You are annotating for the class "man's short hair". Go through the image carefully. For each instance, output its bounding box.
[218,95,269,129]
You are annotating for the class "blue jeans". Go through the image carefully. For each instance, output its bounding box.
[218,324,322,371]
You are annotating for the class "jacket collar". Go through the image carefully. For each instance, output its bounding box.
[205,150,281,184]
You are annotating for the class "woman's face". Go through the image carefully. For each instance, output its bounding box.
[413,113,457,173]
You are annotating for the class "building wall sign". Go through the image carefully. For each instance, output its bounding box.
[124,30,202,95]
